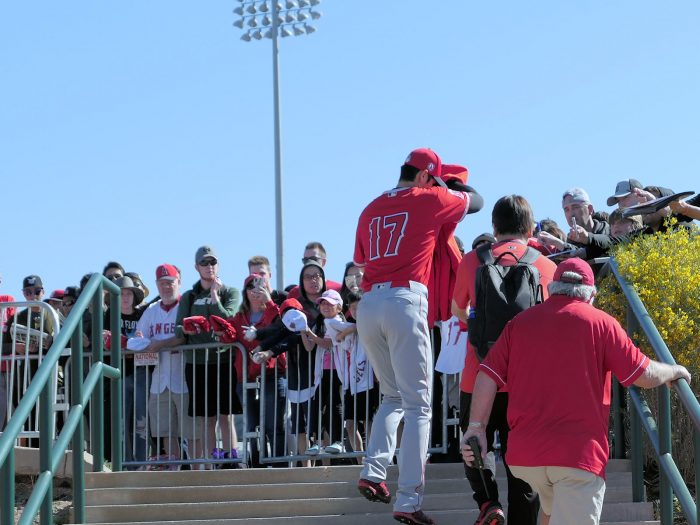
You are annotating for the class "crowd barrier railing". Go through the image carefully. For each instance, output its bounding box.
[0,302,62,441]
[1,301,462,476]
[0,274,122,525]
[114,336,460,469]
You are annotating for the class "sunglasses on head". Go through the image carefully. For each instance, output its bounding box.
[199,259,217,266]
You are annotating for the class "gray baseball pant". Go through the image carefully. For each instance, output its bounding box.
[356,281,432,513]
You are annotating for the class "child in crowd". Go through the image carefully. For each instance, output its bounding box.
[331,291,379,462]
[301,289,345,455]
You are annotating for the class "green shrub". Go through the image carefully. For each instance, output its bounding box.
[597,221,700,482]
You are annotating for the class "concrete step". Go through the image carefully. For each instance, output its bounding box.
[74,519,659,525]
[83,495,653,523]
[85,459,632,489]
[77,503,656,525]
[85,478,634,506]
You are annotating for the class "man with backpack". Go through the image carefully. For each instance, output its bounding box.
[452,195,556,525]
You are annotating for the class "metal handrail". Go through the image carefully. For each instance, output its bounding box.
[0,274,122,525]
[609,258,699,525]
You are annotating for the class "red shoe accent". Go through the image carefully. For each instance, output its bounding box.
[358,478,391,504]
[393,510,435,525]
[474,501,505,525]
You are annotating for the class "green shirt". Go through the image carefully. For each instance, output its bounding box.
[175,281,240,364]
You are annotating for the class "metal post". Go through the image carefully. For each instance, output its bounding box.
[71,320,85,524]
[109,290,122,471]
[1,447,15,525]
[259,371,266,463]
[612,378,624,459]
[271,0,284,292]
[658,385,673,524]
[696,428,700,525]
[91,287,104,471]
[39,369,55,524]
[629,393,644,502]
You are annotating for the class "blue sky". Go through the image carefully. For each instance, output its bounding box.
[1,1,698,300]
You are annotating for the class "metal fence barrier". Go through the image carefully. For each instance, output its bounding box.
[114,336,461,469]
[0,302,61,440]
[1,305,462,470]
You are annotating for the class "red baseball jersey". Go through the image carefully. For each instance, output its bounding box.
[354,186,468,290]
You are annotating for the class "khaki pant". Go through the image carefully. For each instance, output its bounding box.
[148,389,198,439]
[510,465,605,525]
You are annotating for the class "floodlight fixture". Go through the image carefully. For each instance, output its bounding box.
[232,0,322,290]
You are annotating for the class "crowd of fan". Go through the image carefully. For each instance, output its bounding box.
[0,177,697,470]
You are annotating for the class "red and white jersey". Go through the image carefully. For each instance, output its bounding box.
[354,186,468,291]
[135,300,187,395]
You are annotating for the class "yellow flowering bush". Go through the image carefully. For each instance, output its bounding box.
[597,221,700,481]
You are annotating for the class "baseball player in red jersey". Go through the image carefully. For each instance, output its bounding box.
[354,148,482,525]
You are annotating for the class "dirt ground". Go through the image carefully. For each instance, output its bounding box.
[13,475,72,525]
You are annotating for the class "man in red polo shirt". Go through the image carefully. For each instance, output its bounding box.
[354,147,481,525]
[452,195,555,525]
[462,258,690,525]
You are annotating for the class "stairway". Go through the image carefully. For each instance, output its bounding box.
[72,459,658,525]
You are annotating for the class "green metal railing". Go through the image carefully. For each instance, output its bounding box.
[0,274,122,525]
[609,258,700,525]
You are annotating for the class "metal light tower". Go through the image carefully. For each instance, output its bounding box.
[233,0,322,292]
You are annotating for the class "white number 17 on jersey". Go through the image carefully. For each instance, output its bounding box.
[369,212,408,260]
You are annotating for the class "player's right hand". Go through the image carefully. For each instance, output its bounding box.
[460,429,486,466]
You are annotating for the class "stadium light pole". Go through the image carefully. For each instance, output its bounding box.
[233,0,322,292]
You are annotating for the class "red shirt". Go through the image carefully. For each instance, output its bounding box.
[1,295,16,372]
[453,240,557,392]
[354,186,468,290]
[229,301,285,382]
[480,295,649,478]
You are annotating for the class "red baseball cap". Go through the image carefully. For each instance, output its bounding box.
[155,264,179,281]
[244,273,263,288]
[49,290,65,301]
[439,164,469,187]
[280,297,304,314]
[404,148,442,178]
[553,258,594,286]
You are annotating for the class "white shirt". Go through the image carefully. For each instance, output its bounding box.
[133,300,187,395]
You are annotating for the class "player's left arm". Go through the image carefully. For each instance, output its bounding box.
[445,179,483,214]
